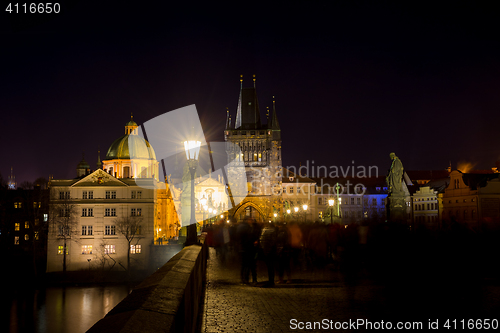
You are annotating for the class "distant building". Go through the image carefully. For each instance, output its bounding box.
[0,184,49,276]
[8,167,16,190]
[442,170,500,227]
[46,118,178,273]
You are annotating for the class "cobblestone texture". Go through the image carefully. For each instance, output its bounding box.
[201,248,500,332]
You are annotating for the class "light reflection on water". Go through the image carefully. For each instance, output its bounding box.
[7,285,131,333]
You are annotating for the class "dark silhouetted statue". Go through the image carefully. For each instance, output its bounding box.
[386,152,407,222]
[386,152,404,195]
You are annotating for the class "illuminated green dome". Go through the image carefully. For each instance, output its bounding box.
[105,134,156,160]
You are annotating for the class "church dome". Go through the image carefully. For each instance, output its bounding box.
[105,134,156,160]
[77,158,90,170]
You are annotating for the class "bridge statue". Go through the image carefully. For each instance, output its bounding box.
[385,152,408,223]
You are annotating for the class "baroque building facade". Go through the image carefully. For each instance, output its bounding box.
[47,118,179,272]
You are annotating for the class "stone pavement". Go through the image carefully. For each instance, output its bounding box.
[200,248,500,332]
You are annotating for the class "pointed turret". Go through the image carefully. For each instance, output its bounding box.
[96,150,102,170]
[225,107,232,130]
[268,96,281,133]
[234,75,262,130]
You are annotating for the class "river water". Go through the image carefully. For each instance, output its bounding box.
[5,284,132,333]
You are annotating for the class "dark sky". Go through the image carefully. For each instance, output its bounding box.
[2,1,500,184]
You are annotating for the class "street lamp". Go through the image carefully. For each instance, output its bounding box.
[328,198,334,224]
[184,140,201,245]
[200,195,207,227]
[302,204,308,222]
[286,209,291,222]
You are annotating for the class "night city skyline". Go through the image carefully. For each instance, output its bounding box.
[2,2,500,184]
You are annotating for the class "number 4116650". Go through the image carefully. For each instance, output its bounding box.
[6,3,60,14]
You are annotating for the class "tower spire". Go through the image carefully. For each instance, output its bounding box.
[225,107,232,130]
[96,148,102,169]
[8,167,16,190]
[253,74,256,88]
[268,95,281,131]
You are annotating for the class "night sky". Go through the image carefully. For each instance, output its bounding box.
[2,2,500,184]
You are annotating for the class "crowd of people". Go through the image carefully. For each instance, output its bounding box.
[203,216,500,286]
[203,218,370,287]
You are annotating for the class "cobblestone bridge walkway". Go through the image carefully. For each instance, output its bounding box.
[200,248,500,332]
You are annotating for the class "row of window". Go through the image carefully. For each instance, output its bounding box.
[57,244,142,255]
[81,208,142,217]
[414,203,437,211]
[283,186,308,194]
[81,225,142,236]
[414,197,436,202]
[14,233,39,244]
[448,198,476,204]
[60,191,143,200]
[317,197,385,206]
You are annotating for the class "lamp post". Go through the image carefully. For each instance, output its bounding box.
[335,183,341,218]
[294,206,299,221]
[302,204,308,223]
[200,195,207,227]
[184,140,201,245]
[286,209,291,222]
[328,198,334,224]
[273,212,277,223]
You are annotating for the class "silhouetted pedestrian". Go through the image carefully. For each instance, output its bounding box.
[259,223,277,287]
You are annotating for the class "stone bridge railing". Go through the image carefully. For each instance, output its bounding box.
[87,238,208,333]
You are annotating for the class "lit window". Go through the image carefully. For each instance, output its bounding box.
[57,245,68,254]
[44,214,48,222]
[25,221,29,229]
[25,234,29,241]
[14,236,19,245]
[15,223,20,231]
[137,208,142,216]
[14,202,22,209]
[81,245,92,254]
[134,226,142,235]
[105,225,116,235]
[35,232,39,240]
[104,245,116,254]
[130,244,142,254]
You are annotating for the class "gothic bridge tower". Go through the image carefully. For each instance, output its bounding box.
[224,75,282,222]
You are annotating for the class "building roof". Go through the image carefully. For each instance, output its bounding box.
[461,172,498,190]
[235,87,262,130]
[405,170,450,183]
[282,168,315,184]
[105,134,156,160]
